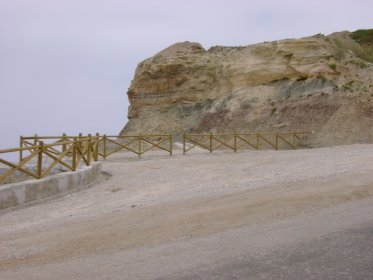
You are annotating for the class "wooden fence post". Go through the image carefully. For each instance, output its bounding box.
[169,134,173,156]
[37,141,43,179]
[183,133,186,155]
[95,133,99,161]
[19,136,23,162]
[234,132,237,152]
[78,133,82,151]
[103,134,107,160]
[87,134,91,165]
[275,132,278,150]
[62,133,67,153]
[209,132,213,153]
[77,132,82,151]
[72,138,77,171]
[138,134,141,158]
[256,132,259,150]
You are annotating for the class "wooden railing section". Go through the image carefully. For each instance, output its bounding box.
[1,135,100,184]
[1,134,173,184]
[99,134,173,159]
[183,132,308,154]
[1,132,308,184]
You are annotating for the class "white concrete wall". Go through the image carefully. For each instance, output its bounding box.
[0,162,102,210]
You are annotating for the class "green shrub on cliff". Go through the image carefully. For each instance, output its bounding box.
[351,29,373,63]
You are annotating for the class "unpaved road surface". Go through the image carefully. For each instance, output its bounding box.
[1,145,373,279]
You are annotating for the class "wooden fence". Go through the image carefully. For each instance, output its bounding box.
[20,134,173,159]
[183,132,308,154]
[1,132,307,184]
[1,135,100,184]
[98,134,173,159]
[0,133,173,184]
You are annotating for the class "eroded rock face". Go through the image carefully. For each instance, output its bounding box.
[121,32,373,147]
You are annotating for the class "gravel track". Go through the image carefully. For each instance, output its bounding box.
[1,144,373,279]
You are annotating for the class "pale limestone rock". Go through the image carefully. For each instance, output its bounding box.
[121,33,373,147]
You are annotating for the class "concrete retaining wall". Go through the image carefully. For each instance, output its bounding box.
[0,162,102,210]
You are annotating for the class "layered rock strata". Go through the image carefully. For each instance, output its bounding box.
[121,31,373,147]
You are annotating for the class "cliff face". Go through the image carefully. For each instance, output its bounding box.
[121,30,373,147]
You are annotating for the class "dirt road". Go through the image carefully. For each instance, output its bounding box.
[1,145,373,279]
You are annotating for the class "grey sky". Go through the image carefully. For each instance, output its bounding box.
[1,0,372,149]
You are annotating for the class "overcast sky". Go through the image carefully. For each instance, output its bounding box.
[1,0,372,149]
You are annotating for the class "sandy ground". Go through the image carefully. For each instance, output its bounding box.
[0,144,373,279]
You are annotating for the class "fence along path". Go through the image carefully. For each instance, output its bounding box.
[1,132,307,184]
[100,134,172,159]
[183,132,308,154]
[0,134,173,184]
[1,135,102,184]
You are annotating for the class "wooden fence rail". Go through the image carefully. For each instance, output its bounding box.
[19,134,173,159]
[1,132,308,184]
[1,133,173,184]
[183,132,308,154]
[1,135,100,184]
[98,134,172,159]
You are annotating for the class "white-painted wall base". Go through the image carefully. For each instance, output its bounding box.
[0,162,102,210]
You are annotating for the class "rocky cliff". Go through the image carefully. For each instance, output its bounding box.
[121,30,373,147]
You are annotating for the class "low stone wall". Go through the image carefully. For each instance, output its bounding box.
[0,162,102,210]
